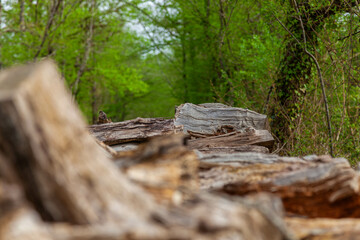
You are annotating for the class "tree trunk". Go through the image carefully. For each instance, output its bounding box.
[272,0,349,146]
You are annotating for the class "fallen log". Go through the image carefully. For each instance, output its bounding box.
[88,118,182,145]
[174,103,270,136]
[0,60,155,224]
[199,153,360,218]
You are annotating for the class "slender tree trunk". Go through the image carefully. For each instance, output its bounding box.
[0,0,2,69]
[33,0,62,59]
[181,28,188,102]
[19,0,24,30]
[91,82,97,124]
[0,0,2,28]
[72,0,95,98]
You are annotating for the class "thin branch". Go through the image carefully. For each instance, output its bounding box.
[71,0,95,97]
[338,29,360,41]
[33,0,62,60]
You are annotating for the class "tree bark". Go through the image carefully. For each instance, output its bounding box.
[88,118,183,145]
[175,103,270,136]
[199,153,360,218]
[188,129,274,150]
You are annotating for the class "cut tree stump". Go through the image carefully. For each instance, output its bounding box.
[0,60,155,224]
[174,103,270,136]
[199,153,360,218]
[88,118,182,145]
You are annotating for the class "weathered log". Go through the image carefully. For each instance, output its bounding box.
[188,129,274,150]
[48,193,294,240]
[88,118,182,145]
[174,103,270,136]
[0,60,154,224]
[286,217,360,240]
[194,145,270,154]
[114,134,199,204]
[199,153,360,218]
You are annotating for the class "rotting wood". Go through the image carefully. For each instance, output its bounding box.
[0,60,155,224]
[88,117,182,145]
[174,102,270,136]
[199,153,360,218]
[188,128,274,150]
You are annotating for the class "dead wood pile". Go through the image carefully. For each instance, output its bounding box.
[0,61,359,240]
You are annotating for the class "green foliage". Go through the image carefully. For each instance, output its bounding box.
[1,0,360,163]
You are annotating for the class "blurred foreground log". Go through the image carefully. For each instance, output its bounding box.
[199,153,360,218]
[47,193,293,240]
[0,61,154,224]
[0,167,52,240]
[114,134,199,204]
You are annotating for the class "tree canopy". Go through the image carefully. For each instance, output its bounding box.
[0,0,359,162]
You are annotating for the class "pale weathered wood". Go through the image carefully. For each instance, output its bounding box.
[114,134,199,204]
[88,118,182,145]
[0,207,53,240]
[286,217,360,240]
[48,193,294,240]
[0,61,155,224]
[194,145,270,154]
[174,103,270,136]
[199,153,360,218]
[0,165,52,240]
[188,129,274,150]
